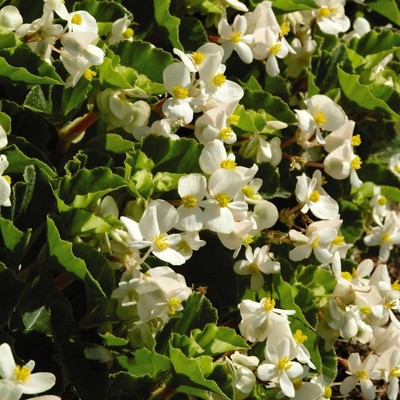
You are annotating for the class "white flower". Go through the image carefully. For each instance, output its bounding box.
[389,154,400,177]
[0,155,11,207]
[314,0,350,35]
[295,170,339,220]
[369,185,390,226]
[43,0,69,20]
[0,5,23,31]
[0,343,56,399]
[234,245,280,290]
[374,347,400,400]
[109,15,133,44]
[340,353,380,400]
[218,15,253,64]
[67,10,98,34]
[257,338,305,398]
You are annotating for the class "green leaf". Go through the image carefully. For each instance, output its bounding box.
[23,85,53,114]
[350,29,400,57]
[367,0,400,26]
[179,17,208,51]
[0,216,26,252]
[258,163,280,198]
[46,216,105,296]
[86,133,135,154]
[154,0,182,50]
[234,104,257,132]
[73,0,132,22]
[128,170,154,199]
[153,171,181,193]
[190,323,249,356]
[2,144,55,177]
[107,372,152,400]
[0,263,27,326]
[141,136,203,173]
[101,332,129,347]
[296,264,337,296]
[0,44,62,85]
[271,0,318,13]
[241,89,297,123]
[318,339,337,385]
[0,111,11,134]
[169,345,230,400]
[337,66,399,117]
[22,306,51,334]
[339,200,364,243]
[58,167,126,208]
[116,40,174,83]
[98,56,135,88]
[60,76,92,115]
[381,185,400,203]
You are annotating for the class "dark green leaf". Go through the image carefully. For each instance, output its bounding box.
[339,200,364,243]
[179,17,208,51]
[154,0,182,50]
[367,0,400,26]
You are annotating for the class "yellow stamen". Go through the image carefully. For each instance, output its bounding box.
[248,262,259,274]
[318,7,331,17]
[167,297,182,316]
[219,127,234,140]
[280,22,290,36]
[242,185,255,199]
[277,356,292,370]
[83,69,96,81]
[230,31,242,43]
[154,233,169,251]
[309,190,320,203]
[2,175,11,185]
[214,193,230,208]
[269,43,281,55]
[212,73,226,87]
[351,135,361,147]
[395,165,400,174]
[227,114,240,126]
[385,300,396,309]
[359,305,371,314]
[263,297,276,312]
[382,233,392,243]
[14,365,30,383]
[294,329,308,344]
[123,27,134,39]
[341,271,353,281]
[177,240,191,254]
[311,237,320,249]
[332,235,344,246]
[182,195,197,208]
[378,195,387,206]
[351,156,362,170]
[172,85,189,99]
[71,14,83,25]
[356,369,369,380]
[314,111,327,126]
[292,378,302,390]
[242,235,254,247]
[390,367,400,377]
[392,280,400,291]
[192,51,205,65]
[324,387,332,399]
[220,159,236,170]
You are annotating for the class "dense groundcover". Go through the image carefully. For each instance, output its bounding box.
[0,0,400,399]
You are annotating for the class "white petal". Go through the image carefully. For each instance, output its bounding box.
[22,372,56,395]
[0,343,16,379]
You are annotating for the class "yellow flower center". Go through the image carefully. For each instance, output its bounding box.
[14,365,30,383]
[269,43,281,55]
[356,369,369,380]
[395,165,400,173]
[332,235,344,246]
[309,190,320,203]
[280,22,290,36]
[71,14,83,25]
[318,7,332,17]
[263,297,276,312]
[2,175,11,185]
[242,185,255,199]
[212,73,226,87]
[242,235,254,247]
[214,193,230,208]
[182,195,197,208]
[167,297,182,316]
[359,305,371,314]
[311,237,320,249]
[248,262,259,274]
[391,280,400,291]
[220,159,236,170]
[378,195,387,206]
[177,240,191,254]
[390,367,400,377]
[351,156,362,170]
[324,386,332,398]
[382,233,392,243]
[172,85,189,99]
[219,127,234,140]
[227,114,240,126]
[351,134,361,147]
[314,111,327,126]
[83,69,97,81]
[192,51,205,65]
[292,377,302,390]
[123,27,134,39]
[294,329,308,344]
[277,356,292,371]
[341,271,353,281]
[154,232,169,251]
[230,31,242,43]
[385,300,396,309]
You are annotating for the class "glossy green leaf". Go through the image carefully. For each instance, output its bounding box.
[367,0,400,26]
[271,0,318,14]
[381,185,400,203]
[86,133,135,154]
[296,264,337,296]
[154,0,182,50]
[179,17,208,51]
[58,167,126,208]
[0,111,11,134]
